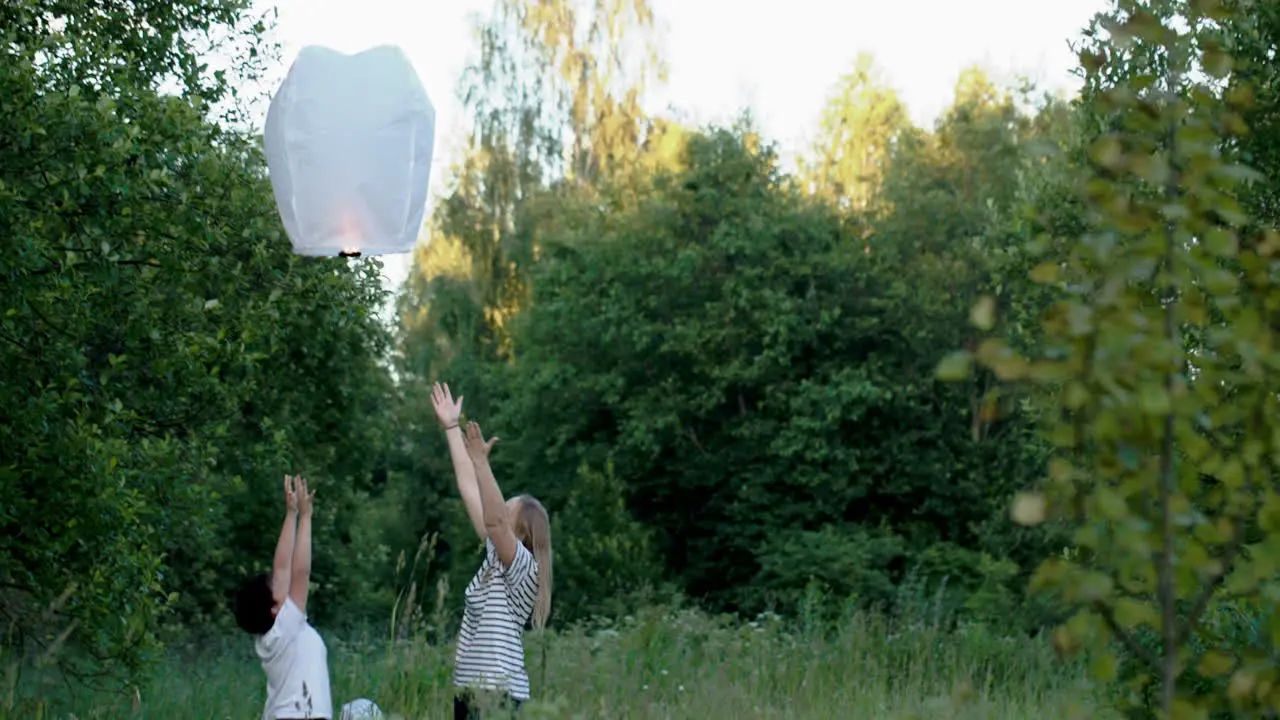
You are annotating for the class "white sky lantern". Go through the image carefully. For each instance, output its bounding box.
[264,45,435,258]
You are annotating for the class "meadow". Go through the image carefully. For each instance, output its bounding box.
[10,605,1110,720]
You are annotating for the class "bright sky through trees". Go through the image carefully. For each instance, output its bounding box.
[258,0,1107,292]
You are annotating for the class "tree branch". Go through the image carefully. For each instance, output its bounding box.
[1155,79,1183,714]
[1175,527,1246,647]
[1095,599,1161,671]
[683,424,708,455]
[1174,448,1258,649]
[0,327,35,354]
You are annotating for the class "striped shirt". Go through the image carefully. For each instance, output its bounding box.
[453,538,539,700]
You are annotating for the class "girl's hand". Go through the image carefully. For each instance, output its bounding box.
[431,382,463,430]
[463,421,499,462]
[296,476,316,518]
[284,475,299,515]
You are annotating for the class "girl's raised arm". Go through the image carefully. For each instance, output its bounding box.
[463,421,520,568]
[432,382,487,539]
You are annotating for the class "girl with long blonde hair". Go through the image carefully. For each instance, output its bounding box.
[431,382,553,719]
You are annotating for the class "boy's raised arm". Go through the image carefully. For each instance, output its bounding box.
[271,475,299,605]
[289,476,316,613]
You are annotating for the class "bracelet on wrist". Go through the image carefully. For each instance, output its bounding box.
[444,423,459,431]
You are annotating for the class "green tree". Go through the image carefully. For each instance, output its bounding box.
[0,0,397,685]
[490,119,1049,619]
[944,0,1280,715]
[1220,0,1280,227]
[800,53,910,214]
[401,0,668,372]
[551,461,666,623]
[394,0,673,623]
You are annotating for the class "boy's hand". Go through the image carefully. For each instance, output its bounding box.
[284,475,299,515]
[297,476,316,518]
[431,382,463,430]
[463,421,499,463]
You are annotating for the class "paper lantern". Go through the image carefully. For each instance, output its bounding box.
[264,45,435,258]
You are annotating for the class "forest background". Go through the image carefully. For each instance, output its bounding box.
[5,0,1280,717]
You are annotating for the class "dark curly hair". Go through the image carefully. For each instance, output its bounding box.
[233,573,277,635]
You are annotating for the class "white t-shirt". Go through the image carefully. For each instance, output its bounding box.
[255,597,333,720]
[454,538,539,701]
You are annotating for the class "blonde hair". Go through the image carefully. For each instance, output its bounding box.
[511,494,553,630]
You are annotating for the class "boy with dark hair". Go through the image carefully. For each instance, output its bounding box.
[233,475,332,720]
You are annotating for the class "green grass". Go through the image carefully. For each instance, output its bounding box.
[7,607,1111,720]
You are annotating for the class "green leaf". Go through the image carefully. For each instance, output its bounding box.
[1090,650,1118,682]
[1011,492,1046,525]
[1139,383,1171,415]
[1215,163,1264,184]
[1094,488,1127,520]
[1204,228,1240,257]
[1113,597,1156,629]
[969,295,996,331]
[1029,262,1058,284]
[1171,700,1209,720]
[1197,650,1235,678]
[1202,47,1233,79]
[1089,136,1125,170]
[975,338,1028,380]
[1257,493,1280,532]
[935,351,974,381]
[1268,609,1280,650]
[1076,572,1114,602]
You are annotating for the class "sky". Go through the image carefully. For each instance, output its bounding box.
[254,0,1110,297]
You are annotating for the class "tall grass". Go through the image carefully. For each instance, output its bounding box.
[5,533,1115,718]
[7,603,1108,719]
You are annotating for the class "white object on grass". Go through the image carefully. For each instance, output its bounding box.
[264,45,436,258]
[340,697,384,719]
